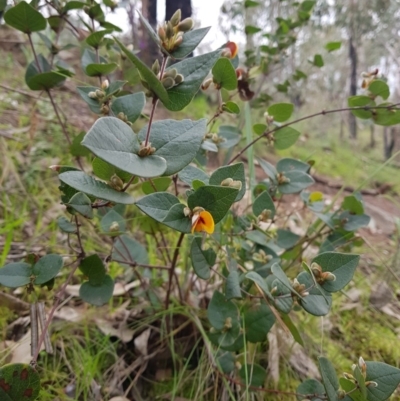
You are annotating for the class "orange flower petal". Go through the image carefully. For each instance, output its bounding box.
[191,210,214,234]
[226,41,238,59]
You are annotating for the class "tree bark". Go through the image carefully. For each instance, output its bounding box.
[166,0,192,20]
[140,0,159,66]
[348,35,358,139]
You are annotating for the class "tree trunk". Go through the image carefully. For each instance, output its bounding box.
[140,0,159,66]
[370,124,375,148]
[348,35,358,139]
[166,0,192,20]
[383,127,395,160]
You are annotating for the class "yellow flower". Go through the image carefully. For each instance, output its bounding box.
[191,210,214,234]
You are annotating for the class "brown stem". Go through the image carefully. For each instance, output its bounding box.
[111,258,170,270]
[165,232,185,309]
[28,33,42,73]
[228,103,400,165]
[122,175,136,192]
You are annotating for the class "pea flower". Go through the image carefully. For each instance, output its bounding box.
[191,208,215,234]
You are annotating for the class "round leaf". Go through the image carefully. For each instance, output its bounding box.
[0,263,32,288]
[369,79,390,100]
[253,190,276,219]
[274,127,300,150]
[212,57,238,91]
[33,254,63,285]
[190,237,216,279]
[112,234,149,266]
[244,302,275,343]
[267,103,294,122]
[239,364,266,388]
[79,274,114,306]
[209,163,246,201]
[111,92,145,123]
[79,254,106,286]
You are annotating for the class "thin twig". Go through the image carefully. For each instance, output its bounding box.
[165,232,185,309]
[228,103,400,164]
[28,33,41,73]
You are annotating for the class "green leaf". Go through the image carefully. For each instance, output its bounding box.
[33,254,63,285]
[4,1,47,33]
[239,364,266,388]
[325,41,341,52]
[161,203,192,232]
[58,171,135,204]
[244,0,260,7]
[70,132,90,157]
[25,70,66,91]
[92,157,132,183]
[297,379,325,401]
[300,0,316,11]
[244,302,275,343]
[66,192,94,219]
[218,125,242,148]
[86,62,118,77]
[226,269,241,300]
[276,229,300,249]
[217,351,235,374]
[274,127,301,150]
[268,103,294,122]
[258,158,277,181]
[281,313,304,346]
[312,252,360,293]
[178,165,209,186]
[82,117,167,178]
[277,158,310,173]
[170,27,211,59]
[112,234,148,266]
[339,378,365,401]
[342,194,364,214]
[142,177,172,194]
[138,119,207,176]
[348,95,374,119]
[57,216,77,233]
[163,49,221,111]
[105,80,126,97]
[297,272,332,316]
[111,92,145,123]
[100,209,126,235]
[115,37,169,103]
[253,124,266,135]
[188,185,238,224]
[86,29,112,48]
[209,163,246,201]
[373,108,400,126]
[271,263,293,292]
[245,25,262,34]
[318,357,339,401]
[245,271,273,299]
[190,237,216,279]
[135,192,180,221]
[0,363,41,401]
[79,254,106,286]
[77,86,101,114]
[253,191,276,219]
[0,262,32,288]
[63,1,86,12]
[312,54,324,67]
[212,57,238,91]
[278,171,314,194]
[369,79,390,100]
[365,361,400,401]
[207,291,240,346]
[79,274,114,306]
[223,101,240,114]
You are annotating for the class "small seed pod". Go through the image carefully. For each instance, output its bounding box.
[174,74,184,84]
[170,9,182,27]
[162,76,175,89]
[152,59,160,75]
[177,17,194,32]
[166,21,174,39]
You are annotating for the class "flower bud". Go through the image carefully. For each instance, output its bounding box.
[170,9,181,27]
[231,180,242,191]
[95,89,105,98]
[88,91,98,99]
[343,372,355,381]
[117,112,127,121]
[101,104,110,115]
[110,174,124,191]
[166,21,174,39]
[177,17,194,32]
[174,74,184,84]
[49,165,61,171]
[158,25,166,41]
[173,35,183,48]
[359,356,367,376]
[223,317,232,330]
[109,221,120,232]
[152,59,160,75]
[321,272,336,282]
[311,262,322,277]
[164,68,177,79]
[337,390,346,399]
[162,76,175,89]
[201,78,213,90]
[365,381,378,388]
[221,178,234,186]
[101,79,109,90]
[183,207,191,217]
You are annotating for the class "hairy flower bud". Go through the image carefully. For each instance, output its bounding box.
[109,221,120,232]
[101,79,109,90]
[162,76,175,89]
[221,178,234,187]
[110,174,124,191]
[88,91,98,99]
[95,89,105,98]
[158,25,166,41]
[152,59,160,75]
[166,21,174,39]
[174,74,184,84]
[170,9,181,27]
[201,78,213,90]
[177,17,194,32]
[164,68,177,79]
